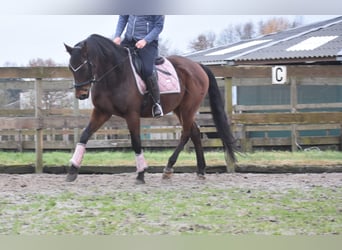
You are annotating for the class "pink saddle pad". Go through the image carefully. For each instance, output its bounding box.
[128,51,181,95]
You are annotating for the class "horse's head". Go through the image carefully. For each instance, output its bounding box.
[65,42,94,100]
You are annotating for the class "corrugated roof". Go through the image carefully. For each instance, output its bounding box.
[185,16,342,65]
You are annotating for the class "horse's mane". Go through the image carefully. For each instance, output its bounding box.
[79,34,127,64]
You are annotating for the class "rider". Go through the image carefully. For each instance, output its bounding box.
[113,15,165,118]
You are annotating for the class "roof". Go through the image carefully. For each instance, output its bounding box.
[185,16,342,65]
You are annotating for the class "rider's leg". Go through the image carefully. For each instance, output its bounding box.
[139,40,164,118]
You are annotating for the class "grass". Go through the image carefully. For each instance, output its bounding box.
[0,150,341,235]
[0,186,341,235]
[240,150,342,166]
[0,150,341,166]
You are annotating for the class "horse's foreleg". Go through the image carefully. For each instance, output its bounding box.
[66,109,111,182]
[125,115,147,184]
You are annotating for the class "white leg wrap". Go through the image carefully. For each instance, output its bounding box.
[135,152,148,173]
[70,143,86,168]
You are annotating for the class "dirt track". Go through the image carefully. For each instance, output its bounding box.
[1,172,341,196]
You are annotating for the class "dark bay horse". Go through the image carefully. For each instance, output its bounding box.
[64,34,236,184]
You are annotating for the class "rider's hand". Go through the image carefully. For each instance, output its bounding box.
[113,37,121,45]
[135,39,147,49]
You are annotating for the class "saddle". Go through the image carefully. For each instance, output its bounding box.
[130,48,166,77]
[127,48,180,95]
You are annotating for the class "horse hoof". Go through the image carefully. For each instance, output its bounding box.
[197,174,206,180]
[66,173,78,182]
[162,172,173,179]
[135,178,146,185]
[162,168,174,179]
[135,171,145,184]
[66,166,79,182]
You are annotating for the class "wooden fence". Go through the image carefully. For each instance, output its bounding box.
[0,65,342,172]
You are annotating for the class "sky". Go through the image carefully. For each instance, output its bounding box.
[0,15,339,66]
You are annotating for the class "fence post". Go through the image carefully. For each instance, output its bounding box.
[35,78,43,173]
[225,77,233,116]
[290,77,298,151]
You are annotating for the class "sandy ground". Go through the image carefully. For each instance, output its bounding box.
[0,172,341,196]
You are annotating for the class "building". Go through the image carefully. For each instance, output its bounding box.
[186,16,342,151]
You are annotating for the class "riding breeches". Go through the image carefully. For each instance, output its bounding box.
[121,39,159,81]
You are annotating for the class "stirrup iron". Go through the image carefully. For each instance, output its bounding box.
[152,103,163,118]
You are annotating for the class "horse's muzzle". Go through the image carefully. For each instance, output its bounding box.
[77,93,89,100]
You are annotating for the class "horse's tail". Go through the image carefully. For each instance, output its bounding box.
[200,64,237,163]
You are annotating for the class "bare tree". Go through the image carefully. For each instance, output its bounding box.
[215,16,303,47]
[292,16,304,28]
[235,22,255,40]
[28,58,57,67]
[242,22,255,40]
[216,24,237,46]
[158,37,182,56]
[188,32,216,52]
[3,61,18,67]
[216,21,256,46]
[26,58,71,110]
[258,17,302,35]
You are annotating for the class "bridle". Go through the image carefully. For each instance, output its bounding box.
[69,59,96,89]
[69,55,131,90]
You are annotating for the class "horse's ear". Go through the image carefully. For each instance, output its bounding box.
[64,43,73,55]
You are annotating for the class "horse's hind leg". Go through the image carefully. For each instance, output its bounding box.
[163,136,189,179]
[189,122,206,179]
[163,133,190,179]
[163,122,205,179]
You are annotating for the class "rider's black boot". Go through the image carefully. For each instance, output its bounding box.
[146,72,163,118]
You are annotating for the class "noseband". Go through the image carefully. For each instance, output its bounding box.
[69,60,96,89]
